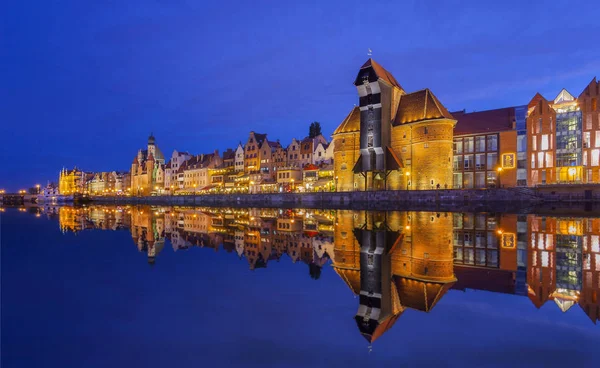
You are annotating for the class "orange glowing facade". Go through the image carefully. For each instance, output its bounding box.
[527,79,600,185]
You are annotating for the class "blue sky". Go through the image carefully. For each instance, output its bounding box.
[2,0,599,190]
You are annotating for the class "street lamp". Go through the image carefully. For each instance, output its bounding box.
[170,184,174,196]
[405,171,411,190]
[193,183,197,195]
[568,167,576,183]
[249,181,255,194]
[496,167,503,188]
[290,179,295,192]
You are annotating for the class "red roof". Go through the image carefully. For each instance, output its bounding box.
[360,58,403,90]
[453,106,516,135]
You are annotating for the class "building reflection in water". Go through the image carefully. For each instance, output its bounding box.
[34,205,600,339]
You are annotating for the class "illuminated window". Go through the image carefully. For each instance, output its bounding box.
[532,135,537,151]
[545,152,553,168]
[592,150,600,166]
[596,132,600,148]
[584,151,588,166]
[541,135,549,150]
[538,152,544,168]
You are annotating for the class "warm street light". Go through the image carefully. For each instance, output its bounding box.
[568,167,576,183]
[405,171,411,190]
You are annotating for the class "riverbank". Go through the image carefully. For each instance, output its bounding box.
[88,186,600,211]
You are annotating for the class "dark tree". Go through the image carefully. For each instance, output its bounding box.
[309,263,322,280]
[308,121,322,138]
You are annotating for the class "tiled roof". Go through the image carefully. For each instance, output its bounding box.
[333,267,361,295]
[360,58,403,90]
[222,150,235,160]
[355,313,402,344]
[453,106,516,135]
[393,275,455,312]
[393,89,454,125]
[333,106,360,135]
[266,140,281,149]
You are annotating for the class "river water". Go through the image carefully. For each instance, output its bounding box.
[1,205,599,367]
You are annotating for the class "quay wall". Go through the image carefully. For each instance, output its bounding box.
[88,186,600,211]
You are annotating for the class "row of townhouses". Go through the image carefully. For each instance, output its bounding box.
[55,58,599,195]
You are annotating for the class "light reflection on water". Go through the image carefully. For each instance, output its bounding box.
[31,205,600,331]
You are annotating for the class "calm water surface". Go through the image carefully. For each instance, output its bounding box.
[1,205,599,367]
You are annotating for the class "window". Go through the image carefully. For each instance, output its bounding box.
[592,150,600,166]
[545,152,553,167]
[487,135,498,151]
[424,143,429,148]
[532,135,537,151]
[592,98,597,111]
[537,118,542,134]
[454,140,463,154]
[584,132,591,148]
[476,136,486,152]
[596,132,600,148]
[541,135,549,150]
[424,127,428,134]
[464,155,474,170]
[487,153,498,168]
[464,137,474,153]
[538,152,544,168]
[475,154,485,170]
[517,135,526,152]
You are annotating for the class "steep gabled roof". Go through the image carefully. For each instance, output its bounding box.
[359,58,403,90]
[553,88,575,104]
[393,89,454,125]
[333,106,360,135]
[333,266,361,295]
[393,275,455,312]
[355,313,402,344]
[528,92,548,110]
[578,77,599,98]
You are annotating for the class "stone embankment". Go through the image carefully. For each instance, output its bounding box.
[90,186,600,212]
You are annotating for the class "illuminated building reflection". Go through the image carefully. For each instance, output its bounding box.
[37,205,600,338]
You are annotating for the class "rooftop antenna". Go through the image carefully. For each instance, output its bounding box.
[367,48,372,56]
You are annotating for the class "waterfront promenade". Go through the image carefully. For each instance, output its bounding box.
[88,185,600,212]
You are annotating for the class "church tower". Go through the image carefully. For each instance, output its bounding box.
[148,133,156,158]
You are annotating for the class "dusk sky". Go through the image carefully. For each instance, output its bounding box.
[2,0,600,190]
